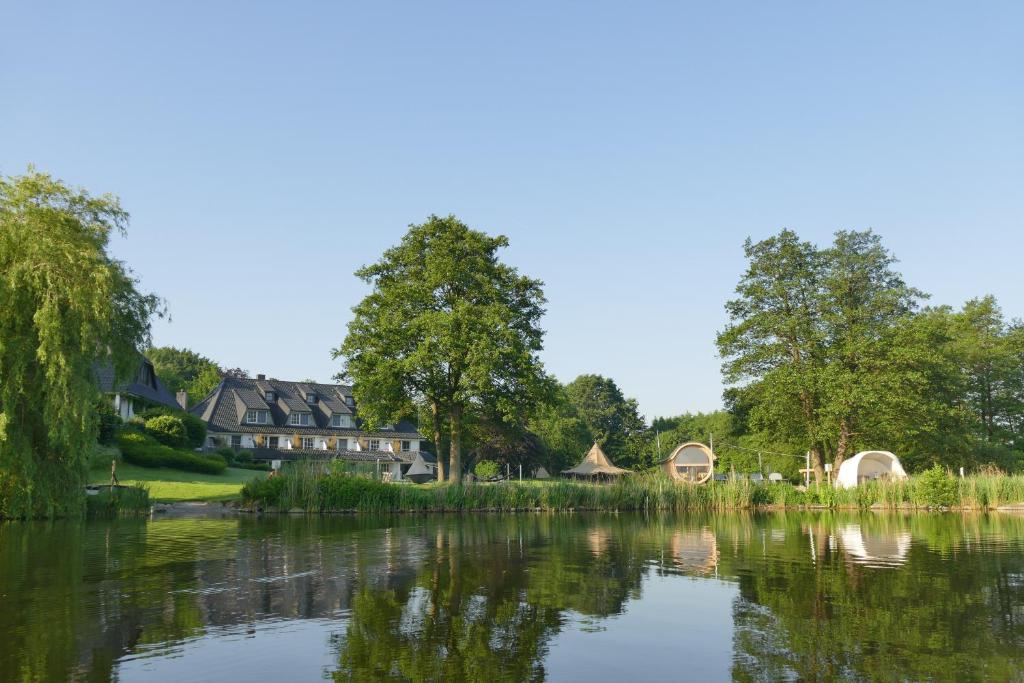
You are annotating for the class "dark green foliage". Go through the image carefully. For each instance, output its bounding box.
[144,414,188,448]
[117,431,226,475]
[474,460,501,480]
[96,401,121,445]
[564,375,648,467]
[337,215,549,483]
[0,170,161,519]
[240,475,286,507]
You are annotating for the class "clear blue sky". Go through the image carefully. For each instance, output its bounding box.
[3,2,1022,420]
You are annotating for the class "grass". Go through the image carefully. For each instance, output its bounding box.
[240,462,1024,513]
[89,462,268,502]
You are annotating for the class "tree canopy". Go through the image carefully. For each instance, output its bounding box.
[718,229,1023,478]
[0,170,161,517]
[337,215,549,482]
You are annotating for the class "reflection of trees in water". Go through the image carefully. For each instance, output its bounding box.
[728,513,1024,682]
[2,513,1024,682]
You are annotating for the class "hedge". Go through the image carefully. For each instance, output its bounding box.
[117,431,227,475]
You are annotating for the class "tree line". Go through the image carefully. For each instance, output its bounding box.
[3,168,1022,518]
[341,220,1024,482]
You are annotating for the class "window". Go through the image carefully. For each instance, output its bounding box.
[345,395,355,407]
[336,438,348,451]
[265,390,276,402]
[267,436,279,449]
[230,435,241,448]
[331,414,353,428]
[381,423,394,430]
[289,412,311,426]
[246,410,270,424]
[368,439,380,452]
[305,393,317,405]
[301,437,314,449]
[400,440,411,452]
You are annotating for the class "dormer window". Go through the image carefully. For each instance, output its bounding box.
[288,412,312,426]
[381,423,394,430]
[305,393,317,405]
[344,395,355,408]
[265,390,276,402]
[246,410,270,424]
[331,414,354,428]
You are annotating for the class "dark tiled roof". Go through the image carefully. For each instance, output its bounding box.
[94,356,180,410]
[192,376,423,440]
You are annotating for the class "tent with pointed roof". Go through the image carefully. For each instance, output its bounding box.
[562,443,632,478]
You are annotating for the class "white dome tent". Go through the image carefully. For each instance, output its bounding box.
[835,451,908,489]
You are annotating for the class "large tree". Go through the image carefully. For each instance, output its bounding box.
[717,229,947,480]
[0,170,160,517]
[336,215,548,483]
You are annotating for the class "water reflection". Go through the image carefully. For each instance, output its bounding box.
[1,512,1023,681]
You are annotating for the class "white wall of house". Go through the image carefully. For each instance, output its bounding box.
[112,394,134,420]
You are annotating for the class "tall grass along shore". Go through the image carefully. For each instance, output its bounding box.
[241,463,1024,514]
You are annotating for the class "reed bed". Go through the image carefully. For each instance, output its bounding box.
[240,464,1024,513]
[85,485,151,517]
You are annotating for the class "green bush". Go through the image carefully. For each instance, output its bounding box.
[241,475,286,507]
[144,415,188,448]
[915,465,958,508]
[474,460,501,480]
[117,431,227,475]
[96,400,121,445]
[140,406,206,448]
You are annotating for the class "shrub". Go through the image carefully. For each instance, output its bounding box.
[117,431,227,475]
[96,401,122,444]
[144,415,188,448]
[139,406,205,448]
[915,465,958,508]
[474,460,501,480]
[178,413,207,448]
[241,475,286,508]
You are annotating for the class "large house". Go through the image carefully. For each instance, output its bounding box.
[96,355,184,420]
[191,374,435,482]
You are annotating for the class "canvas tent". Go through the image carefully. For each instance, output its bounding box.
[835,451,908,489]
[532,466,551,480]
[563,443,631,478]
[405,451,438,484]
[660,442,715,483]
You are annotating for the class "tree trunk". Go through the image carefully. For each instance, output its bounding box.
[449,403,463,484]
[431,400,445,482]
[811,445,825,484]
[832,418,852,477]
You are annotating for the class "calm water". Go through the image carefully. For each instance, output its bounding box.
[2,512,1023,682]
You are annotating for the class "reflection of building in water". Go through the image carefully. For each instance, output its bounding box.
[837,524,910,568]
[668,529,719,574]
[588,528,610,556]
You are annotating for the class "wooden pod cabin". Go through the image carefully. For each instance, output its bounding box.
[660,442,715,483]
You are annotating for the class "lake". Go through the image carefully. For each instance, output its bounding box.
[2,511,1023,682]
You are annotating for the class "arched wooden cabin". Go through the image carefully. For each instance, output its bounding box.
[660,442,715,483]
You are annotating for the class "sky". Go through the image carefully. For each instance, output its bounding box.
[2,2,1022,420]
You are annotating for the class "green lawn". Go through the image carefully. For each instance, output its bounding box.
[89,463,267,502]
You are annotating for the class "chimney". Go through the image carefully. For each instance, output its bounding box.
[257,373,266,380]
[176,390,188,411]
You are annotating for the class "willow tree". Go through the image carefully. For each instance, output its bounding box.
[0,170,160,518]
[336,215,547,483]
